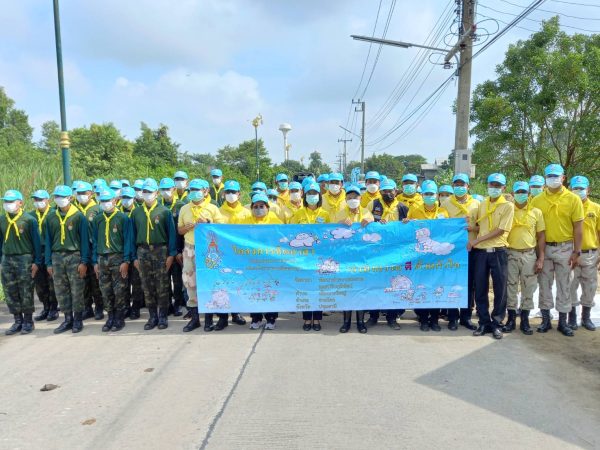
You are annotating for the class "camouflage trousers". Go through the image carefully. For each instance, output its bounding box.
[98,254,130,313]
[507,248,538,311]
[126,264,144,309]
[52,251,85,314]
[1,254,35,314]
[182,243,197,308]
[84,263,103,310]
[137,245,170,309]
[34,262,57,309]
[570,250,598,308]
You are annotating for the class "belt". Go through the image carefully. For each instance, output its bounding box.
[138,244,166,250]
[546,241,573,246]
[582,249,597,254]
[509,247,535,253]
[474,247,506,253]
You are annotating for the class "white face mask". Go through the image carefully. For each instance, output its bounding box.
[101,202,114,213]
[77,194,90,204]
[34,201,47,210]
[366,183,379,194]
[546,177,563,189]
[3,202,19,214]
[347,199,360,210]
[114,189,122,197]
[329,184,341,195]
[290,192,302,202]
[175,180,187,190]
[143,192,157,204]
[253,206,268,217]
[213,177,222,185]
[121,198,134,208]
[225,193,238,204]
[55,197,70,208]
[134,190,143,200]
[160,190,173,200]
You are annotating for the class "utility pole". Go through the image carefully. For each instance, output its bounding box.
[352,100,365,174]
[336,154,343,173]
[337,137,352,175]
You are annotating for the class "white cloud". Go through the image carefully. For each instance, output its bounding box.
[362,233,382,243]
[331,228,354,240]
[289,233,315,248]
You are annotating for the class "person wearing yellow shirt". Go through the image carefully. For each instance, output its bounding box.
[267,189,292,223]
[441,173,480,331]
[317,174,329,194]
[530,164,584,337]
[529,175,545,198]
[322,173,347,219]
[284,181,304,218]
[178,179,226,333]
[468,173,514,340]
[569,176,598,332]
[334,185,374,334]
[290,182,330,332]
[361,171,382,208]
[396,173,424,208]
[406,180,449,332]
[275,173,290,205]
[173,171,190,204]
[505,181,545,335]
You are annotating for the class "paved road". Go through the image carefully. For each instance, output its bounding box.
[0,309,598,450]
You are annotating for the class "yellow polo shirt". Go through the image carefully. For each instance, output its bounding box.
[507,203,545,250]
[178,202,225,245]
[473,196,514,249]
[530,188,584,243]
[442,195,480,240]
[219,201,251,224]
[290,207,330,224]
[407,204,449,220]
[321,193,347,218]
[581,200,600,250]
[360,191,381,208]
[396,193,423,209]
[238,211,283,225]
[332,206,374,224]
[278,190,290,204]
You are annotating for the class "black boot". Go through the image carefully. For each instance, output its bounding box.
[34,307,49,321]
[53,312,73,334]
[144,307,158,330]
[557,312,574,337]
[21,313,34,334]
[537,309,552,333]
[112,310,125,332]
[102,312,114,332]
[231,313,246,325]
[568,306,578,330]
[502,309,517,333]
[82,306,94,320]
[366,311,378,327]
[72,312,84,333]
[214,314,229,331]
[94,305,104,320]
[47,303,59,321]
[356,311,367,334]
[520,310,533,335]
[5,313,23,335]
[183,308,201,332]
[204,313,214,332]
[339,311,352,333]
[129,308,140,320]
[581,306,596,331]
[157,308,168,330]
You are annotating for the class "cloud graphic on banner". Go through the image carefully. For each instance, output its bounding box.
[331,228,355,239]
[279,237,289,243]
[414,228,455,255]
[220,268,232,273]
[290,233,315,247]
[205,289,231,309]
[362,233,382,243]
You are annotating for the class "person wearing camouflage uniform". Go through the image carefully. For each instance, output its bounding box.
[45,185,91,334]
[0,190,43,335]
[92,189,134,332]
[120,187,144,319]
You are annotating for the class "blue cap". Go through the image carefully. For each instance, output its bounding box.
[2,190,23,201]
[121,179,130,187]
[267,189,279,197]
[199,179,210,189]
[301,177,315,190]
[439,185,454,194]
[251,193,269,205]
[289,182,302,191]
[71,180,83,191]
[210,169,223,177]
[365,171,380,181]
[53,185,73,197]
[452,173,470,184]
[159,177,175,190]
[381,179,397,191]
[174,171,189,180]
[99,190,116,201]
[345,184,361,196]
[142,178,159,192]
[133,179,145,190]
[224,180,240,191]
[188,179,204,190]
[94,184,106,194]
[31,189,50,200]
[379,175,388,182]
[276,173,288,182]
[317,174,329,183]
[93,179,106,188]
[402,174,418,183]
[487,173,507,185]
[544,164,564,176]
[421,180,438,194]
[109,180,123,190]
[529,175,545,186]
[305,182,321,193]
[76,182,93,193]
[570,176,589,189]
[251,181,267,192]
[329,173,344,182]
[512,181,529,192]
[121,187,135,199]
[472,194,484,202]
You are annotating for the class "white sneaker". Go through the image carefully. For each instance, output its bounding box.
[264,322,275,330]
[250,321,263,330]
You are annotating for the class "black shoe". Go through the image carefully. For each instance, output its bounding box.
[94,306,104,321]
[157,308,168,330]
[144,308,158,330]
[53,313,73,334]
[21,313,34,334]
[102,312,114,332]
[430,322,441,332]
[5,314,23,335]
[214,316,229,331]
[312,322,322,331]
[460,318,477,330]
[302,323,312,331]
[231,313,246,325]
[502,310,517,333]
[112,311,125,332]
[473,325,489,336]
[356,311,367,334]
[172,304,183,317]
[520,310,533,335]
[419,322,430,332]
[568,306,578,330]
[537,309,552,333]
[204,314,214,332]
[168,303,175,316]
[557,312,574,337]
[183,309,192,320]
[581,306,596,331]
[82,306,94,320]
[339,311,352,333]
[72,312,84,333]
[129,308,140,320]
[46,307,59,321]
[365,317,378,327]
[447,320,458,331]
[183,308,201,332]
[34,309,49,321]
[387,320,401,330]
[492,327,503,340]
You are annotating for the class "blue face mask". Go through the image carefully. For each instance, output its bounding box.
[453,186,467,197]
[188,190,204,202]
[306,194,320,206]
[403,184,416,195]
[278,182,288,190]
[423,194,437,206]
[488,187,502,199]
[574,189,587,200]
[514,193,529,204]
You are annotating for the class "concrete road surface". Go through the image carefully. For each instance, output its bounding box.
[0,308,598,450]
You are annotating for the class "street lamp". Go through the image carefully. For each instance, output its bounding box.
[252,114,263,181]
[279,123,292,162]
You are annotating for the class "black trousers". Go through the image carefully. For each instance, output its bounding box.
[168,262,185,307]
[448,251,476,321]
[369,309,401,322]
[251,313,278,323]
[415,309,440,324]
[302,311,323,320]
[473,248,508,328]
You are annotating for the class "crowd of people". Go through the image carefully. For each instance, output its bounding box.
[0,163,597,339]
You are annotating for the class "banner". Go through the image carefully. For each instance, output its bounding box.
[195,219,468,313]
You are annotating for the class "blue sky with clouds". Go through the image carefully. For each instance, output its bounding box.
[0,0,597,169]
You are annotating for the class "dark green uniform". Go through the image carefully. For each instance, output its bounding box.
[161,198,185,313]
[79,201,103,316]
[209,184,226,207]
[121,203,144,314]
[29,207,58,318]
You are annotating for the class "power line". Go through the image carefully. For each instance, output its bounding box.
[477,11,539,33]
[352,0,384,100]
[500,0,600,20]
[550,0,600,7]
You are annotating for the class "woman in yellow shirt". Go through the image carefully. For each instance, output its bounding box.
[290,182,330,331]
[334,185,374,334]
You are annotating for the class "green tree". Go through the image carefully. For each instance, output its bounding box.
[133,122,179,170]
[37,120,61,154]
[216,139,274,184]
[307,151,332,176]
[0,87,33,147]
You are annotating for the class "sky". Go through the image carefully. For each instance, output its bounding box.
[0,0,598,170]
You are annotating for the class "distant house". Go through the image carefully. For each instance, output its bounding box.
[420,157,448,180]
